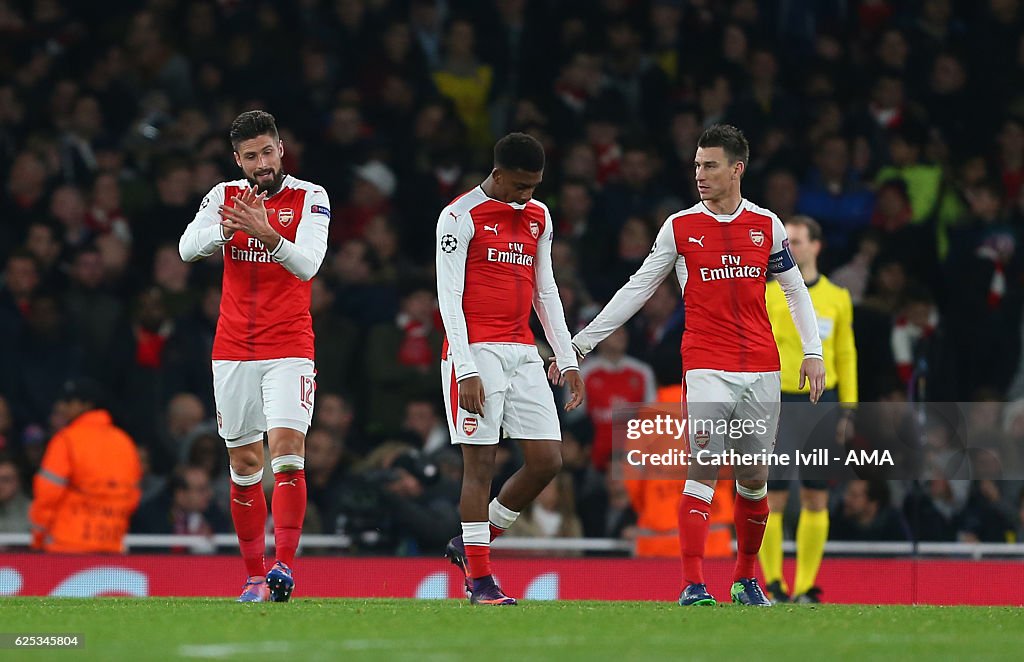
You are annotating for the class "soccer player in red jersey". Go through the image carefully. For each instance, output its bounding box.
[437,133,585,605]
[571,125,826,607]
[179,111,330,603]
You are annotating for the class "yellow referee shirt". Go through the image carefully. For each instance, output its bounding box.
[765,275,857,403]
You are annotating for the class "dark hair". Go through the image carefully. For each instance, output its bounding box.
[864,480,890,508]
[494,132,545,172]
[230,110,279,150]
[697,124,749,165]
[785,215,823,242]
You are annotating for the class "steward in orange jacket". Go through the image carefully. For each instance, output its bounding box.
[29,379,142,553]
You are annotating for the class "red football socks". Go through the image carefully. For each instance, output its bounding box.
[465,544,492,579]
[733,494,770,582]
[272,469,306,566]
[230,481,268,578]
[678,494,711,587]
[489,524,505,541]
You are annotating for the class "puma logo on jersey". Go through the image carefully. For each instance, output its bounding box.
[484,224,499,235]
[449,211,458,221]
[689,236,705,247]
[232,498,253,507]
[277,479,298,487]
[689,509,709,520]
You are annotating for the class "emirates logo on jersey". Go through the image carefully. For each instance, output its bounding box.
[278,208,294,227]
[529,220,540,239]
[749,229,765,247]
[463,417,478,436]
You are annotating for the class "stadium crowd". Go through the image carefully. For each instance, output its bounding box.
[2,0,1024,554]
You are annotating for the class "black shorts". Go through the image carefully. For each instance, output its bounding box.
[767,389,839,488]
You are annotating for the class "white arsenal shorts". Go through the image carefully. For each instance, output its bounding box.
[683,369,781,456]
[441,343,561,445]
[212,358,316,447]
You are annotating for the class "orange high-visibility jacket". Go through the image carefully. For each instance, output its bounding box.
[626,478,735,558]
[29,410,142,553]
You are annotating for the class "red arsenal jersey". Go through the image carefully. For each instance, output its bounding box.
[573,200,822,374]
[435,186,578,381]
[179,175,331,362]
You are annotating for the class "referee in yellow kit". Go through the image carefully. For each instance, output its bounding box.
[759,215,857,603]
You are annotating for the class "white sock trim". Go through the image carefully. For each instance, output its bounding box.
[462,521,489,546]
[736,482,768,501]
[230,467,264,486]
[683,480,714,504]
[488,499,519,530]
[271,454,305,473]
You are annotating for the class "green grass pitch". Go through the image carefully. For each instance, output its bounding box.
[0,598,1020,660]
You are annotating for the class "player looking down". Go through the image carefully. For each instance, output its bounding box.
[436,133,585,605]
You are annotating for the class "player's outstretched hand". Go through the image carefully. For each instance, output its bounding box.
[563,369,585,412]
[799,357,826,404]
[546,357,562,385]
[458,375,486,417]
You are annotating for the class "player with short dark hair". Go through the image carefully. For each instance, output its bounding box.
[437,132,585,605]
[572,124,825,607]
[179,110,331,603]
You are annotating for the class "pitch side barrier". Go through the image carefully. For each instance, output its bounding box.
[1,534,1024,558]
[611,401,1024,482]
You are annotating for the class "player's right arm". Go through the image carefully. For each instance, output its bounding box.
[179,184,230,262]
[572,219,679,358]
[435,206,480,390]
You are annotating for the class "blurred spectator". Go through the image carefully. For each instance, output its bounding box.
[163,284,219,412]
[29,379,141,552]
[797,134,875,261]
[64,245,124,380]
[132,464,230,547]
[432,19,493,152]
[902,479,966,542]
[152,243,196,318]
[830,480,908,541]
[365,284,442,435]
[310,279,358,396]
[403,399,448,455]
[0,453,29,533]
[313,393,365,456]
[333,160,396,244]
[830,230,881,305]
[23,221,64,290]
[960,480,1016,543]
[506,473,583,543]
[9,292,81,428]
[603,470,638,540]
[305,428,351,536]
[161,393,208,460]
[580,327,655,472]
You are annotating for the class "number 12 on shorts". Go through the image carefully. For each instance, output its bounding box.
[300,374,315,415]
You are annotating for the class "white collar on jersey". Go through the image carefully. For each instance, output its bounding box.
[699,198,748,223]
[476,185,528,210]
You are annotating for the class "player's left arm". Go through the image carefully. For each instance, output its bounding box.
[768,215,825,402]
[533,205,584,411]
[269,187,331,281]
